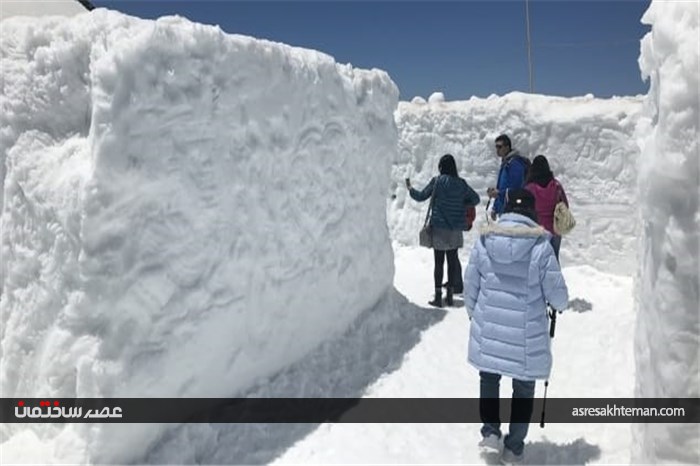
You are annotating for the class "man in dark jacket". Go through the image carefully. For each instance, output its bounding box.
[487,135,530,220]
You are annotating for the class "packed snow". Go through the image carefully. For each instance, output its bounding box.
[633,1,700,464]
[390,92,644,275]
[1,9,397,463]
[0,0,88,22]
[269,255,636,466]
[0,0,698,464]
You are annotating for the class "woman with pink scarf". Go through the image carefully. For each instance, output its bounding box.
[524,155,569,260]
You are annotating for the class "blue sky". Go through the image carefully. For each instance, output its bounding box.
[94,1,652,100]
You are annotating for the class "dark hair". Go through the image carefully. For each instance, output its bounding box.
[526,154,554,187]
[438,154,458,176]
[495,134,511,150]
[504,188,538,223]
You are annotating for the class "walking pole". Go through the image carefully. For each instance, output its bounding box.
[549,307,557,338]
[540,305,557,428]
[540,380,549,428]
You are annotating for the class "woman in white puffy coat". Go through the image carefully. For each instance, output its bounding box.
[464,188,569,464]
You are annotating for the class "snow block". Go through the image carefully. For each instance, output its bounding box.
[0,9,398,463]
[390,92,643,274]
[634,1,700,464]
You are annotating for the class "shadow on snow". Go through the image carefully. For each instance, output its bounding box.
[145,287,447,464]
[480,437,601,465]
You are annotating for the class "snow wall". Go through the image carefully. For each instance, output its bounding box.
[2,2,699,465]
[0,0,89,22]
[634,1,700,464]
[0,10,398,463]
[389,93,643,275]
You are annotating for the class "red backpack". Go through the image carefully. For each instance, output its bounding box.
[464,206,476,231]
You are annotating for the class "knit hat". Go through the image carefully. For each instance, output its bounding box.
[504,188,537,222]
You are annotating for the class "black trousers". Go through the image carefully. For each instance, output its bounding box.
[433,249,460,290]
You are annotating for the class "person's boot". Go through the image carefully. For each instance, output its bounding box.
[428,288,442,308]
[445,286,454,306]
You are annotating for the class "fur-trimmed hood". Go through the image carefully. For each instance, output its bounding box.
[479,213,550,264]
[502,149,522,164]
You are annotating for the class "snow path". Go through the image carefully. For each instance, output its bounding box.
[272,246,636,465]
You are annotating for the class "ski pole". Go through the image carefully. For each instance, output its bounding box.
[541,305,557,428]
[540,380,549,428]
[549,307,557,338]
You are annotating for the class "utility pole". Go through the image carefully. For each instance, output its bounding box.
[525,0,534,93]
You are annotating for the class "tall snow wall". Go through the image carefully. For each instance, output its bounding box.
[390,93,643,274]
[634,1,700,464]
[0,9,398,463]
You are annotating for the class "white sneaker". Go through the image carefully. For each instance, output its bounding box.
[478,433,501,453]
[500,447,524,465]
